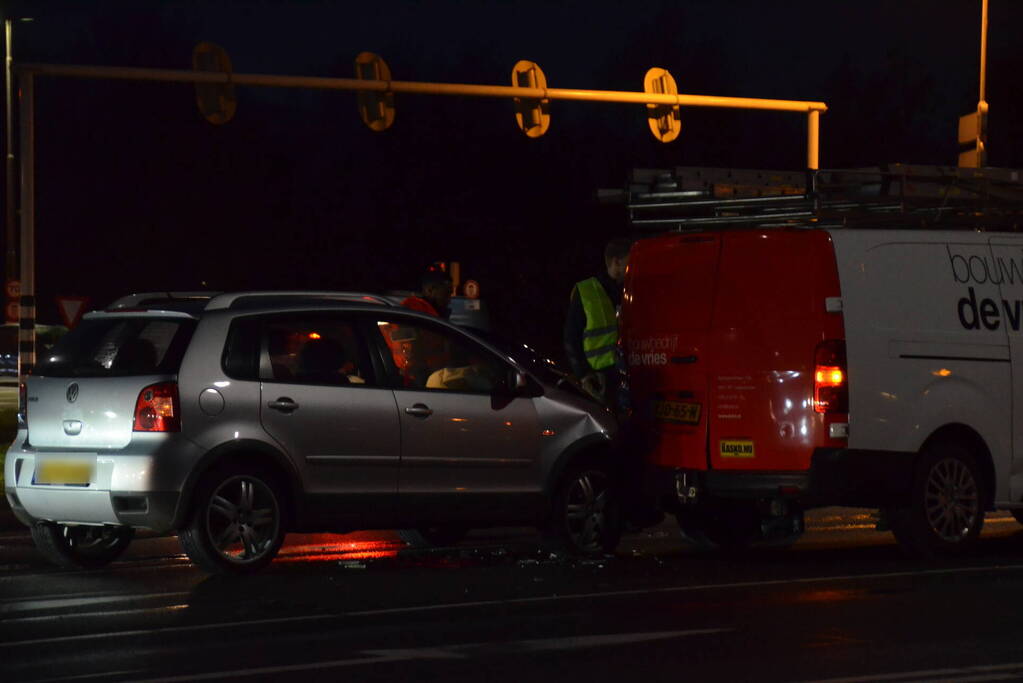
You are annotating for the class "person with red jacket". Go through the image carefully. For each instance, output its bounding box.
[400,270,452,318]
[388,270,454,386]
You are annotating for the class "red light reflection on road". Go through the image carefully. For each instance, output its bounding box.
[275,531,403,563]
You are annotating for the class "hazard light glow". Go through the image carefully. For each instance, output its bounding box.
[275,533,402,563]
[813,340,848,414]
[815,368,844,386]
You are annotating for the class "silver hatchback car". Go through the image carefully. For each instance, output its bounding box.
[4,292,621,574]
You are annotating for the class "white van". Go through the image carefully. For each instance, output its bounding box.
[621,165,1023,556]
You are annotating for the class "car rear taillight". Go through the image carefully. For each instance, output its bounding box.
[133,382,181,432]
[18,381,26,423]
[814,340,848,414]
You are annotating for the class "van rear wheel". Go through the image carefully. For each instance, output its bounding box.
[889,442,984,558]
[676,501,759,551]
[31,522,134,569]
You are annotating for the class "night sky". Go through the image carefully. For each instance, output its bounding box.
[5,0,1023,360]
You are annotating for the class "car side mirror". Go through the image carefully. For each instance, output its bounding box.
[507,369,529,395]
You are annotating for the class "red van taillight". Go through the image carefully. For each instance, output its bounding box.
[814,340,848,414]
[133,382,180,432]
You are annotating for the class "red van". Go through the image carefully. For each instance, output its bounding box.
[622,229,847,547]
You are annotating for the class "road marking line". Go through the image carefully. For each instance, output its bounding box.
[344,562,1023,617]
[0,613,344,647]
[1,604,190,625]
[799,660,1023,682]
[0,591,190,615]
[25,669,148,683]
[3,563,1023,648]
[132,629,732,682]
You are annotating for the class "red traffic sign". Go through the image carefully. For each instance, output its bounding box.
[57,297,90,328]
[6,280,19,299]
[463,280,480,299]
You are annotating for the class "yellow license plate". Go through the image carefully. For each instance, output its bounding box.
[34,460,94,486]
[720,440,755,459]
[653,400,701,425]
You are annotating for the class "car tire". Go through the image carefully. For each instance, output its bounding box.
[178,465,287,575]
[888,441,985,558]
[398,527,469,548]
[543,462,621,556]
[30,522,134,569]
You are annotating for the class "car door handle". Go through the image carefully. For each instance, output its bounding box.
[268,397,299,413]
[404,403,433,418]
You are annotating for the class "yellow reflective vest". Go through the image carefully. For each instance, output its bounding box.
[575,277,617,371]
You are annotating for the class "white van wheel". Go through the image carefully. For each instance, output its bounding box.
[890,442,984,557]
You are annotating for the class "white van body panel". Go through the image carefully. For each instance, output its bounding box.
[829,229,1015,504]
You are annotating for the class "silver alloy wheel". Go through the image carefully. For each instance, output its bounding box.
[564,470,610,553]
[924,456,980,543]
[205,474,281,564]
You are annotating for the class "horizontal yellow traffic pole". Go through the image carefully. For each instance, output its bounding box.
[16,62,827,113]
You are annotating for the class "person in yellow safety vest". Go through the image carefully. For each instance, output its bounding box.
[563,238,632,411]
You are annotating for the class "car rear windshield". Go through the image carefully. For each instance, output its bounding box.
[33,316,197,378]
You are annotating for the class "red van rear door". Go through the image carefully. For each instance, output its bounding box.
[622,234,721,471]
[707,229,844,472]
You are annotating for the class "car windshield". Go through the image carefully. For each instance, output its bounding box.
[33,316,197,378]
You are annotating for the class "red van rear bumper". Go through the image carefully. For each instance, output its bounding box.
[649,447,916,511]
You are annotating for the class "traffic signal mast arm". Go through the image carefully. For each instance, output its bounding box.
[15,61,826,111]
[15,60,827,168]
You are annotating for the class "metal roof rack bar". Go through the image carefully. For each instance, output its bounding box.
[624,164,1023,232]
[107,291,221,309]
[204,291,397,311]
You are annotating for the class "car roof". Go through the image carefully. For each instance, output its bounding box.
[94,290,484,336]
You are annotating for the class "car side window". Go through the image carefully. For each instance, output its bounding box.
[373,318,508,394]
[222,316,261,380]
[263,315,376,387]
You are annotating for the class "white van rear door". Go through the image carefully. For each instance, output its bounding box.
[832,231,1009,476]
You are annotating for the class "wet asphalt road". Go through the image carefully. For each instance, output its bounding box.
[4,509,1023,682]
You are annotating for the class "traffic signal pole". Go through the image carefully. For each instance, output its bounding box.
[17,71,32,384]
[959,0,989,167]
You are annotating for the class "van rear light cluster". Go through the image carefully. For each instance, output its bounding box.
[19,381,27,423]
[814,340,848,414]
[133,382,181,432]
